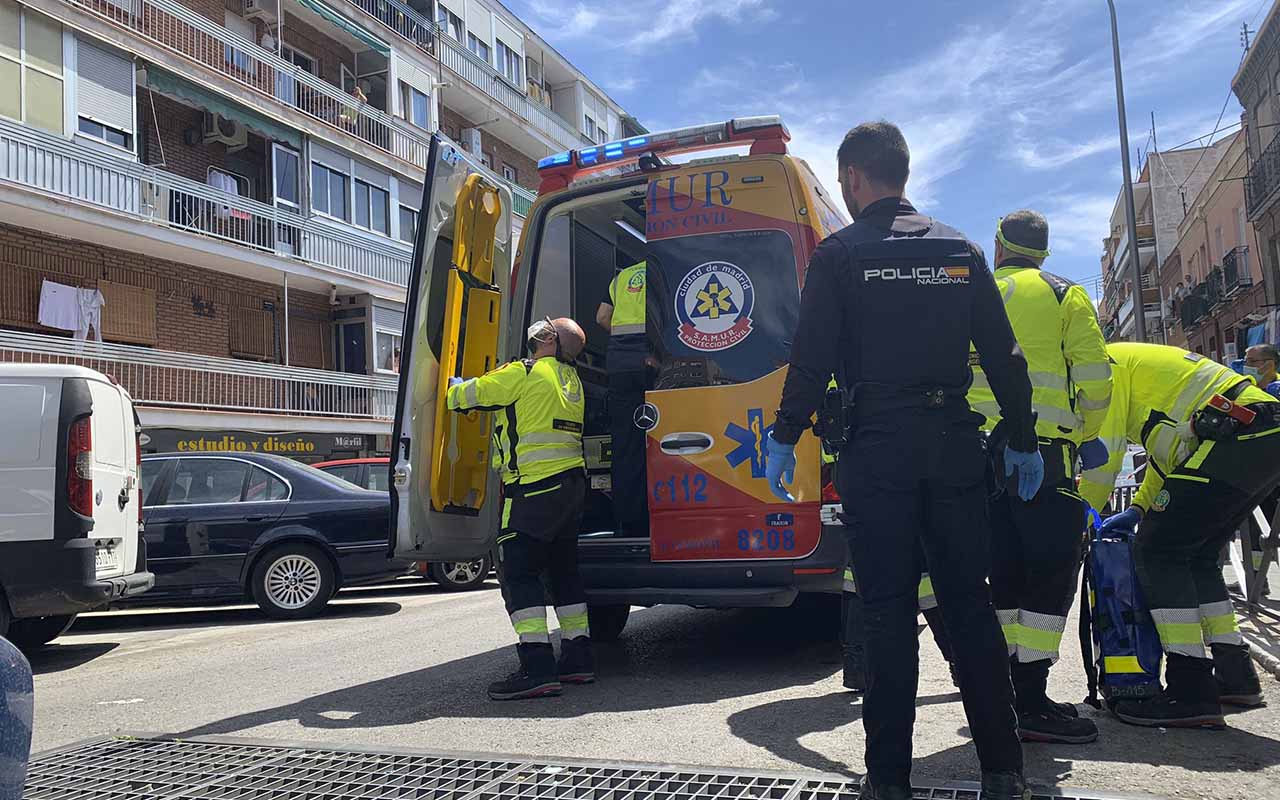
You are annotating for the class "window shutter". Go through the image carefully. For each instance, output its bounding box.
[230,306,275,361]
[99,280,157,345]
[288,316,327,369]
[76,39,135,134]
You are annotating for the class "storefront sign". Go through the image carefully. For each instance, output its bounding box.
[142,428,372,458]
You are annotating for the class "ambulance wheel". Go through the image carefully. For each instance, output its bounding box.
[588,605,630,643]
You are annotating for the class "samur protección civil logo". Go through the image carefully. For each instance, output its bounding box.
[674,261,754,352]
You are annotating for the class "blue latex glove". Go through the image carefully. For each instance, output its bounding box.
[1099,506,1142,537]
[1078,438,1109,471]
[1267,380,1280,400]
[765,432,797,503]
[1003,445,1044,501]
[448,376,464,388]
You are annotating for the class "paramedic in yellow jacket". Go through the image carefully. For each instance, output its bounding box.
[967,211,1112,744]
[446,317,591,702]
[597,261,650,538]
[1080,342,1277,729]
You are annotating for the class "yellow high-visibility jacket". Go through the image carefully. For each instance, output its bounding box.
[447,356,585,485]
[1078,342,1277,512]
[607,262,646,336]
[968,265,1112,444]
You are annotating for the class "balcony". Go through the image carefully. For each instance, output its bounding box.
[0,330,397,421]
[1248,133,1280,216]
[339,0,589,153]
[1223,246,1254,296]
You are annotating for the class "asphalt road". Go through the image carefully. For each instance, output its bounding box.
[25,579,1280,799]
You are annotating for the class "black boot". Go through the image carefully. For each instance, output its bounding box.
[1012,659,1097,743]
[557,636,596,684]
[1213,643,1264,708]
[843,649,866,693]
[980,771,1030,800]
[489,643,562,701]
[858,776,910,800]
[1114,654,1225,729]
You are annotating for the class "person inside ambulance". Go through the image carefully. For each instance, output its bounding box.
[1080,342,1277,728]
[446,317,593,701]
[596,260,651,538]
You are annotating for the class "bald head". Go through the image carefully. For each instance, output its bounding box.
[551,317,586,360]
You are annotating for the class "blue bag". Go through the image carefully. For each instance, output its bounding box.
[1079,508,1164,708]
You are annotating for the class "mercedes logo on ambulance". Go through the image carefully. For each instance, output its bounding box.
[633,403,659,431]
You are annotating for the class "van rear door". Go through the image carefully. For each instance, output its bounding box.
[390,135,513,562]
[643,159,823,562]
[85,381,138,579]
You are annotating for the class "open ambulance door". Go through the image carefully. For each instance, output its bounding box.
[390,135,513,562]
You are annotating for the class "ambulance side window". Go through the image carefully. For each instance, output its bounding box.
[530,214,571,326]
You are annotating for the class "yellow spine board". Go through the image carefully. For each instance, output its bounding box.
[430,174,503,512]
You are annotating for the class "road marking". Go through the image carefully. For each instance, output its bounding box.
[96,698,145,705]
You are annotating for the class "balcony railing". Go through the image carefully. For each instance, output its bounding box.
[339,0,589,152]
[1223,246,1253,296]
[67,0,430,168]
[0,117,412,287]
[0,330,397,421]
[1248,133,1280,215]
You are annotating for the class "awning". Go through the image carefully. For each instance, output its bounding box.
[145,67,302,148]
[294,0,390,55]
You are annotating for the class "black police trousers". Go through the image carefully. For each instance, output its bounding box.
[497,469,589,646]
[1134,408,1280,698]
[838,410,1020,787]
[608,369,649,537]
[989,441,1087,706]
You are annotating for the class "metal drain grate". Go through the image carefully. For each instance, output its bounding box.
[24,736,1161,800]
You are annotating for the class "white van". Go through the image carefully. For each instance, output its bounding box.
[0,364,153,647]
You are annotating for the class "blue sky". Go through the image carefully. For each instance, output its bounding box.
[507,0,1270,287]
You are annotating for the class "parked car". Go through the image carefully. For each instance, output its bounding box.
[138,452,411,618]
[0,365,153,649]
[313,457,493,591]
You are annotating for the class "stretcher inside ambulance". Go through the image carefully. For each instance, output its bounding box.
[389,117,851,640]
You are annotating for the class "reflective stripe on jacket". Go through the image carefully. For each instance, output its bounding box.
[608,262,647,336]
[967,265,1112,443]
[1077,342,1276,512]
[447,356,585,485]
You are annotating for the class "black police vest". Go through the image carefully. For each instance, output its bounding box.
[842,222,980,412]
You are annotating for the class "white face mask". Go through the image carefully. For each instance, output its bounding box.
[1245,365,1263,379]
[526,319,557,354]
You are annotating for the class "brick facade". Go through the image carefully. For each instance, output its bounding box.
[0,222,333,369]
[439,105,539,191]
[139,91,273,203]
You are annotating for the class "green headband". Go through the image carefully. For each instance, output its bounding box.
[997,217,1050,259]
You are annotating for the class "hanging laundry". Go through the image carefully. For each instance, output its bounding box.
[75,287,106,343]
[38,280,81,332]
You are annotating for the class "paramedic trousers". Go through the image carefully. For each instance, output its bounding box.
[989,441,1087,706]
[497,469,589,647]
[608,367,649,537]
[839,409,1020,787]
[1134,407,1280,698]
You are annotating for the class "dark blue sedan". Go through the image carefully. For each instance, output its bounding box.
[137,452,411,618]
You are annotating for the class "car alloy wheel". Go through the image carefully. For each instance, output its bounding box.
[264,554,324,610]
[443,559,485,585]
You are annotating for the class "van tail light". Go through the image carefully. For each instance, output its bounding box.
[136,428,144,523]
[821,462,840,503]
[67,416,93,517]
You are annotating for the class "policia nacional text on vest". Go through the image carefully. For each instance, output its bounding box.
[968,217,1113,744]
[446,326,592,701]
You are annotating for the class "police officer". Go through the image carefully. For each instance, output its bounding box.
[967,211,1113,744]
[596,261,650,537]
[767,121,1042,800]
[1079,343,1275,728]
[446,317,593,701]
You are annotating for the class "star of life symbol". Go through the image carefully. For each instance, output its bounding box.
[674,261,754,352]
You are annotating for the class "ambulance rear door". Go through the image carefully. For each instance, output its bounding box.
[390,135,513,562]
[643,158,823,563]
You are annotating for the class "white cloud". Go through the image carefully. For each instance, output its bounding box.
[1014,136,1115,170]
[521,0,773,49]
[626,0,770,49]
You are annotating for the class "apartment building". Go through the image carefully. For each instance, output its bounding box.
[1098,139,1229,342]
[1236,1,1280,318]
[1156,130,1267,360]
[0,0,637,459]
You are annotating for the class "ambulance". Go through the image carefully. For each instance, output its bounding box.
[390,117,850,640]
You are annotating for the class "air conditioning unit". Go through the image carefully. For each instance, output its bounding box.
[203,112,248,152]
[242,0,276,22]
[461,127,483,156]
